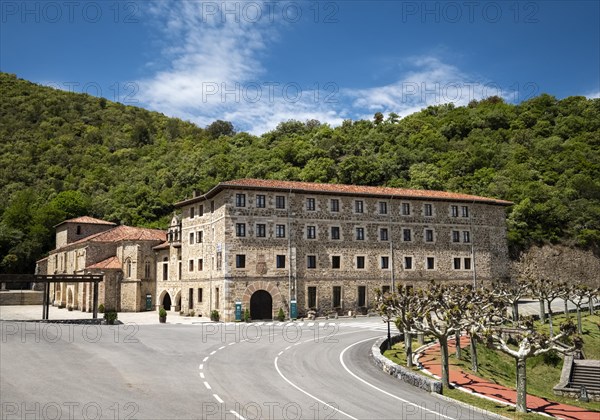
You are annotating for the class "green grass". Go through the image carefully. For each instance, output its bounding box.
[382,314,600,418]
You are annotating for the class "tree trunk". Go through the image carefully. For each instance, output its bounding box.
[455,330,462,360]
[405,332,413,368]
[439,335,450,389]
[564,299,570,318]
[577,308,583,334]
[516,357,528,413]
[548,303,554,338]
[589,297,595,315]
[512,302,519,325]
[539,300,546,323]
[470,334,478,372]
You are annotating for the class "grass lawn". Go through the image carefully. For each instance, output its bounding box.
[383,313,600,418]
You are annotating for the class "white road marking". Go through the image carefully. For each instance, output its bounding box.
[210,350,217,355]
[339,337,456,420]
[203,357,208,362]
[278,351,283,356]
[213,394,224,404]
[204,381,212,389]
[285,345,291,351]
[229,410,245,420]
[274,356,358,420]
[200,372,205,379]
[228,342,236,346]
[199,364,204,370]
[219,346,225,350]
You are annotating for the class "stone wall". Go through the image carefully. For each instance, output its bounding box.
[511,245,600,287]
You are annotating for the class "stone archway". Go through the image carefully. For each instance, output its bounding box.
[242,280,284,319]
[250,290,273,320]
[67,288,73,308]
[162,292,172,311]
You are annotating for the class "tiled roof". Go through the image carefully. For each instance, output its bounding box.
[176,178,513,206]
[54,216,116,228]
[87,256,121,270]
[58,225,166,250]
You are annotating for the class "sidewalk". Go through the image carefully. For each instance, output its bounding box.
[417,336,599,420]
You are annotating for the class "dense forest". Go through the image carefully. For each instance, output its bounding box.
[1,72,599,273]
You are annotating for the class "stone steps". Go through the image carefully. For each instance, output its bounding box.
[570,362,600,392]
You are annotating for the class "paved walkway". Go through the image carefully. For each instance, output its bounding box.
[417,336,599,420]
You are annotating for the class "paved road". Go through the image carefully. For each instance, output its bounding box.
[1,319,496,420]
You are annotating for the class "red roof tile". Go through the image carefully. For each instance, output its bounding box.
[54,216,116,228]
[177,178,513,206]
[87,256,121,270]
[58,225,166,250]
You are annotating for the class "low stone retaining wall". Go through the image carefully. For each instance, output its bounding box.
[370,334,442,394]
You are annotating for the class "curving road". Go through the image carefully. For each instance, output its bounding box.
[1,319,493,419]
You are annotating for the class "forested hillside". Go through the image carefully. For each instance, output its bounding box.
[1,72,599,273]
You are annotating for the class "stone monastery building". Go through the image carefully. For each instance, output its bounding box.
[38,179,512,321]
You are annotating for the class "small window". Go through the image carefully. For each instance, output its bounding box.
[190,207,195,218]
[189,288,194,310]
[330,199,340,212]
[382,285,391,295]
[453,257,461,270]
[275,195,286,209]
[452,230,460,243]
[199,205,204,216]
[215,287,220,309]
[197,231,203,243]
[210,200,215,213]
[356,256,365,269]
[189,232,195,244]
[424,203,433,217]
[332,256,341,269]
[216,251,222,270]
[355,200,364,213]
[235,193,246,207]
[76,225,81,235]
[462,206,469,217]
[198,288,203,302]
[162,258,168,281]
[126,259,132,278]
[426,257,435,270]
[356,227,365,241]
[276,255,286,269]
[332,286,342,307]
[401,202,411,216]
[331,226,340,240]
[198,259,203,271]
[256,194,266,208]
[189,259,194,272]
[144,260,151,278]
[307,286,317,308]
[451,205,459,217]
[256,223,266,238]
[404,256,413,270]
[236,254,246,269]
[357,286,366,307]
[307,225,316,239]
[425,229,434,242]
[307,255,317,269]
[463,257,471,270]
[381,256,389,269]
[403,228,412,242]
[380,228,389,241]
[276,224,286,238]
[463,231,471,243]
[379,202,387,215]
[306,198,315,211]
[236,223,246,237]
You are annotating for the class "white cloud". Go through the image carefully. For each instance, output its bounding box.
[584,91,600,99]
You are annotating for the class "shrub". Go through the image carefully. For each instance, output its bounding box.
[104,311,118,325]
[277,308,285,322]
[243,308,251,322]
[210,310,220,322]
[159,308,167,318]
[189,309,195,317]
[98,304,105,313]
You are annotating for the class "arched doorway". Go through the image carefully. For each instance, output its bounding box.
[163,293,172,311]
[250,290,272,320]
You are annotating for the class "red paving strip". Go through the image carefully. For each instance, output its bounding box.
[417,336,599,420]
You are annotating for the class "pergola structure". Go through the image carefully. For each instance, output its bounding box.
[0,274,104,320]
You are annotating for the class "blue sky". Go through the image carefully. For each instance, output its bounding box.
[2,1,599,134]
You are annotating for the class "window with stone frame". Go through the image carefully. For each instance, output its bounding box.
[451,205,459,217]
[332,286,342,308]
[306,197,316,211]
[189,232,195,244]
[276,224,286,238]
[198,258,203,271]
[276,255,286,269]
[162,257,168,280]
[355,200,364,213]
[236,254,246,269]
[357,286,366,307]
[403,228,412,242]
[216,251,222,270]
[425,229,434,242]
[426,257,435,270]
[464,257,472,270]
[256,223,266,238]
[463,231,471,243]
[404,256,413,270]
[190,206,195,218]
[126,258,132,278]
[189,288,194,309]
[275,195,286,209]
[356,256,365,269]
[381,256,389,269]
[197,230,203,243]
[452,230,460,243]
[331,226,340,240]
[462,205,469,217]
[235,193,246,207]
[330,199,340,212]
[424,203,433,217]
[331,255,341,269]
[356,227,365,241]
[256,194,266,208]
[379,201,388,214]
[307,255,317,269]
[380,228,389,241]
[401,202,411,215]
[199,205,204,216]
[307,225,316,239]
[453,257,461,270]
[235,223,246,237]
[144,260,151,279]
[198,288,203,302]
[189,259,194,272]
[307,286,317,309]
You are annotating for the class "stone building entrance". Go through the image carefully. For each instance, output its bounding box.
[250,290,272,320]
[163,293,172,310]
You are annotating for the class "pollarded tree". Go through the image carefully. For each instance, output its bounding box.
[567,283,592,334]
[528,277,563,336]
[481,318,579,413]
[583,286,599,316]
[492,279,529,325]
